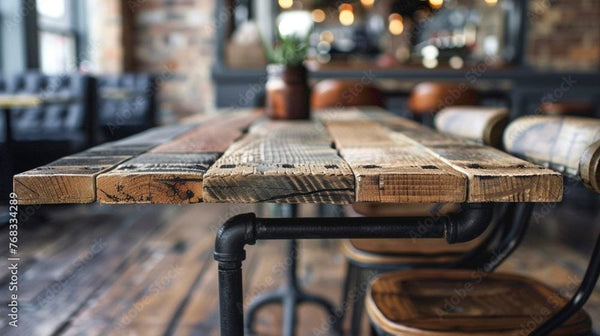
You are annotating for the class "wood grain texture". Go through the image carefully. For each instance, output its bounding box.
[150,112,262,153]
[96,113,259,204]
[367,270,592,336]
[322,117,467,203]
[434,106,509,147]
[504,116,600,192]
[393,121,562,203]
[326,107,562,202]
[419,140,564,202]
[97,153,219,204]
[202,120,355,203]
[13,124,197,204]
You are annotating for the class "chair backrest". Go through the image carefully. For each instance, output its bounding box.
[1,72,97,147]
[311,79,384,110]
[434,106,509,148]
[408,82,479,115]
[97,73,157,141]
[504,115,600,193]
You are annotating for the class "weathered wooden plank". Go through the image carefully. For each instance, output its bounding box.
[203,120,355,203]
[108,124,197,147]
[96,113,260,204]
[323,119,467,203]
[12,123,198,204]
[13,156,130,204]
[96,153,219,204]
[151,112,262,153]
[434,106,509,147]
[320,107,562,202]
[365,107,562,202]
[393,130,564,202]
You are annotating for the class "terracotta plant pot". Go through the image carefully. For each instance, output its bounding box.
[265,64,310,120]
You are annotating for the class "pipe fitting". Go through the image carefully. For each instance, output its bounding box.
[445,203,494,244]
[214,213,257,264]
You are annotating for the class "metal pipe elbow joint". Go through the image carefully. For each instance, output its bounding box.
[214,213,257,264]
[445,203,494,244]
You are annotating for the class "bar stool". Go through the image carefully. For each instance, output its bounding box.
[367,270,592,336]
[311,79,385,109]
[366,115,600,336]
[340,107,510,335]
[408,82,479,126]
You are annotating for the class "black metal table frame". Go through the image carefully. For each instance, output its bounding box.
[214,202,600,336]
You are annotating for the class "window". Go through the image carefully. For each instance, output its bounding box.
[36,0,81,74]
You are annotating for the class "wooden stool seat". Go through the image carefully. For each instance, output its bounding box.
[538,102,595,116]
[367,270,592,336]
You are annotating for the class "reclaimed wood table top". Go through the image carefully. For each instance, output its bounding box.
[13,107,563,205]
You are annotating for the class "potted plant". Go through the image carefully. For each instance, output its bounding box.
[264,32,310,120]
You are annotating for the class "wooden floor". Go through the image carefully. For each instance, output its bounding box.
[0,203,598,336]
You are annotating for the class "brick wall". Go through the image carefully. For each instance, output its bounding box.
[124,0,216,122]
[527,0,600,70]
[88,0,126,73]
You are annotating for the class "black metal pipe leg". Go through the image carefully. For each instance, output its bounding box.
[218,261,245,336]
[214,213,257,336]
[350,268,368,336]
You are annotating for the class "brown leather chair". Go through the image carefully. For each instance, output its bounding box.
[311,79,384,110]
[408,82,479,125]
[366,115,600,336]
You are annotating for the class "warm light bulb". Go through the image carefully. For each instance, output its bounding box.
[429,0,444,9]
[485,0,498,5]
[339,4,354,26]
[279,0,293,9]
[311,9,326,23]
[388,14,404,35]
[361,0,375,8]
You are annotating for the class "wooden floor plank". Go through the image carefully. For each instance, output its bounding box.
[96,113,260,204]
[0,205,171,336]
[60,205,219,336]
[203,121,355,204]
